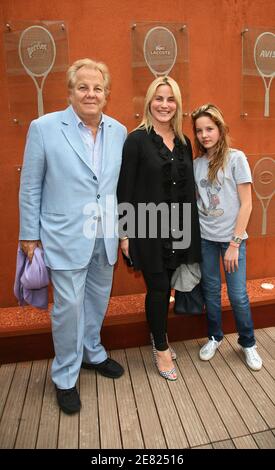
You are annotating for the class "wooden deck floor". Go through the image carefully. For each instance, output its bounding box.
[1,327,275,449]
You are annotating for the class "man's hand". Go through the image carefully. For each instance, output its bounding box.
[20,240,42,262]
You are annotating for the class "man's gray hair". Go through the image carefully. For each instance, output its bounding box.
[67,58,111,95]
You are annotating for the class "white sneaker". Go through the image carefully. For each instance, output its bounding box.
[242,345,262,371]
[199,336,222,361]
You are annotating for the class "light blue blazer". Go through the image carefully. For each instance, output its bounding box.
[19,106,127,269]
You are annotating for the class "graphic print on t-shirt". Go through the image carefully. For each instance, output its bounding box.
[200,178,224,217]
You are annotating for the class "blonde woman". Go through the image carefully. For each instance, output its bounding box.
[191,103,262,370]
[117,77,201,380]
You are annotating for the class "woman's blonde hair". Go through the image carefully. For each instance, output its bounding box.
[67,58,111,96]
[138,76,186,144]
[191,103,230,183]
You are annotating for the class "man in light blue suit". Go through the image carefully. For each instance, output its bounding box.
[19,58,127,414]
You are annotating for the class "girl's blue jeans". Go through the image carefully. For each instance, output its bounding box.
[200,238,255,348]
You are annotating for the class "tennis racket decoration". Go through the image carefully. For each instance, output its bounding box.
[143,26,177,77]
[18,25,56,117]
[252,157,275,235]
[254,32,275,117]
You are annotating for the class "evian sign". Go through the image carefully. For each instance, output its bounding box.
[260,49,275,58]
[254,31,275,116]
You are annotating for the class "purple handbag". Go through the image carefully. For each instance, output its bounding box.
[14,245,49,309]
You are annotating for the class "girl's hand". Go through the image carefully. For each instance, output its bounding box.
[224,245,239,273]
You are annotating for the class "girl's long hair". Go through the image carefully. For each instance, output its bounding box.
[191,103,230,182]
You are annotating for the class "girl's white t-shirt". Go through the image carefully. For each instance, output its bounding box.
[193,149,252,242]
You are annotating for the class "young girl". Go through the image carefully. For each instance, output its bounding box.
[191,104,262,371]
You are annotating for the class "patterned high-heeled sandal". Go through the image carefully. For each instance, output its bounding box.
[166,334,177,360]
[150,333,176,360]
[150,333,177,381]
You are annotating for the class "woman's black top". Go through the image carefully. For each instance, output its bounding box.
[117,128,201,272]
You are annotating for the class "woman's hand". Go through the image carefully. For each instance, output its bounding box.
[224,245,239,273]
[120,238,130,258]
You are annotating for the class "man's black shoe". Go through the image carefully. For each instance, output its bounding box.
[55,385,81,414]
[81,357,124,378]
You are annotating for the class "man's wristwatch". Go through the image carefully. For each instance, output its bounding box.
[231,236,242,244]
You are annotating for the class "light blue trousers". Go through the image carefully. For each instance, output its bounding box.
[50,238,114,389]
